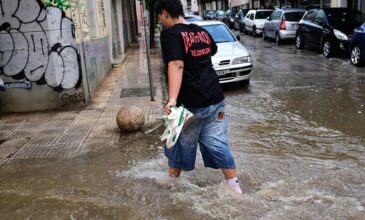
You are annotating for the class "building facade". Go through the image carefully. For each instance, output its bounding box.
[0,0,137,112]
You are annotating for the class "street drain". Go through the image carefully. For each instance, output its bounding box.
[120,87,156,98]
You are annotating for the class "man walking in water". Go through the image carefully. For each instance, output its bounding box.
[156,0,242,194]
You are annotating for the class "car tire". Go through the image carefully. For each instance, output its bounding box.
[323,40,333,58]
[252,26,257,37]
[275,32,281,45]
[350,45,362,66]
[263,29,267,40]
[295,34,304,49]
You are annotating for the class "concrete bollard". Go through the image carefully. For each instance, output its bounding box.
[116,106,145,132]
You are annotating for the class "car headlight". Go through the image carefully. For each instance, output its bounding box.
[232,56,251,65]
[334,29,348,41]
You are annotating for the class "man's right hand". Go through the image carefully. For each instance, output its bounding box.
[164,99,177,115]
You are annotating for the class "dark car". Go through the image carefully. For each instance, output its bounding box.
[295,8,365,58]
[234,9,250,32]
[223,9,236,29]
[215,10,225,21]
[350,22,365,66]
[203,10,215,20]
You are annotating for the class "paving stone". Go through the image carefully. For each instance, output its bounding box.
[0,138,29,160]
[0,44,164,166]
[11,144,53,159]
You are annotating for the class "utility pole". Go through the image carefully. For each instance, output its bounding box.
[141,0,155,101]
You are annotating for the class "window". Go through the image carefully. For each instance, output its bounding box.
[255,11,273,19]
[270,11,277,20]
[303,10,317,22]
[284,11,306,21]
[315,10,327,25]
[276,11,283,20]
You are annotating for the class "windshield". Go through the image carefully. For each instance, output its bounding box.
[226,10,234,16]
[201,24,235,43]
[284,12,305,21]
[256,11,273,19]
[184,16,203,22]
[325,9,365,25]
[208,11,215,15]
[216,11,224,16]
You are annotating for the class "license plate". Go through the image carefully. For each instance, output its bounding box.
[216,70,230,76]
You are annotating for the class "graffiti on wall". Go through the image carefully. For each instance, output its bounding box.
[0,0,82,90]
[96,0,106,36]
[60,91,84,107]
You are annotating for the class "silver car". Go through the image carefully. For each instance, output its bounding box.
[193,21,252,84]
[263,8,306,44]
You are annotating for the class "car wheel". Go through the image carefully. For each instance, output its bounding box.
[252,26,257,37]
[275,32,281,45]
[323,40,333,58]
[350,46,362,66]
[295,34,304,49]
[262,29,267,40]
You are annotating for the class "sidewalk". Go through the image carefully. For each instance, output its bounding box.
[0,38,165,167]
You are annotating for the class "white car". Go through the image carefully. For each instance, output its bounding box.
[244,9,274,37]
[193,21,252,84]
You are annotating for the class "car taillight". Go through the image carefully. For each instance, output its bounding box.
[280,20,286,30]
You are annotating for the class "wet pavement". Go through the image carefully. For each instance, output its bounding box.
[1,33,365,219]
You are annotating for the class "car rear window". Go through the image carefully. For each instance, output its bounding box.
[201,24,235,43]
[284,12,305,21]
[255,11,273,19]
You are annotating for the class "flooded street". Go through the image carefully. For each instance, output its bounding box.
[1,34,365,219]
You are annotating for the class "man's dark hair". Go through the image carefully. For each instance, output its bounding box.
[155,0,184,18]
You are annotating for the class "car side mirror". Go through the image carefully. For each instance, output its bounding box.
[236,35,241,41]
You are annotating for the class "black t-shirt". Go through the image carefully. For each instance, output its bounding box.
[161,23,224,108]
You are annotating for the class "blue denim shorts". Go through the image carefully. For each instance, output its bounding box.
[164,101,236,171]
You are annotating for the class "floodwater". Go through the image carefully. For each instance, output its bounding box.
[1,34,365,219]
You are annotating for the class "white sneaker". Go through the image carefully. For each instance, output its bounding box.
[161,106,193,148]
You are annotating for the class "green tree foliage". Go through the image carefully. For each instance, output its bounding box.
[44,0,85,11]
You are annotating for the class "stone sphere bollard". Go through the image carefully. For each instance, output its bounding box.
[116,106,145,132]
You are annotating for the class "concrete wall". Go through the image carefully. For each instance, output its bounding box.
[83,37,111,97]
[0,0,113,112]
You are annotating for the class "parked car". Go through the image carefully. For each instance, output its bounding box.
[223,9,236,29]
[295,8,365,58]
[263,8,306,44]
[244,9,274,37]
[350,22,365,66]
[184,14,204,22]
[215,10,225,21]
[234,9,250,32]
[192,21,253,84]
[203,10,215,20]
